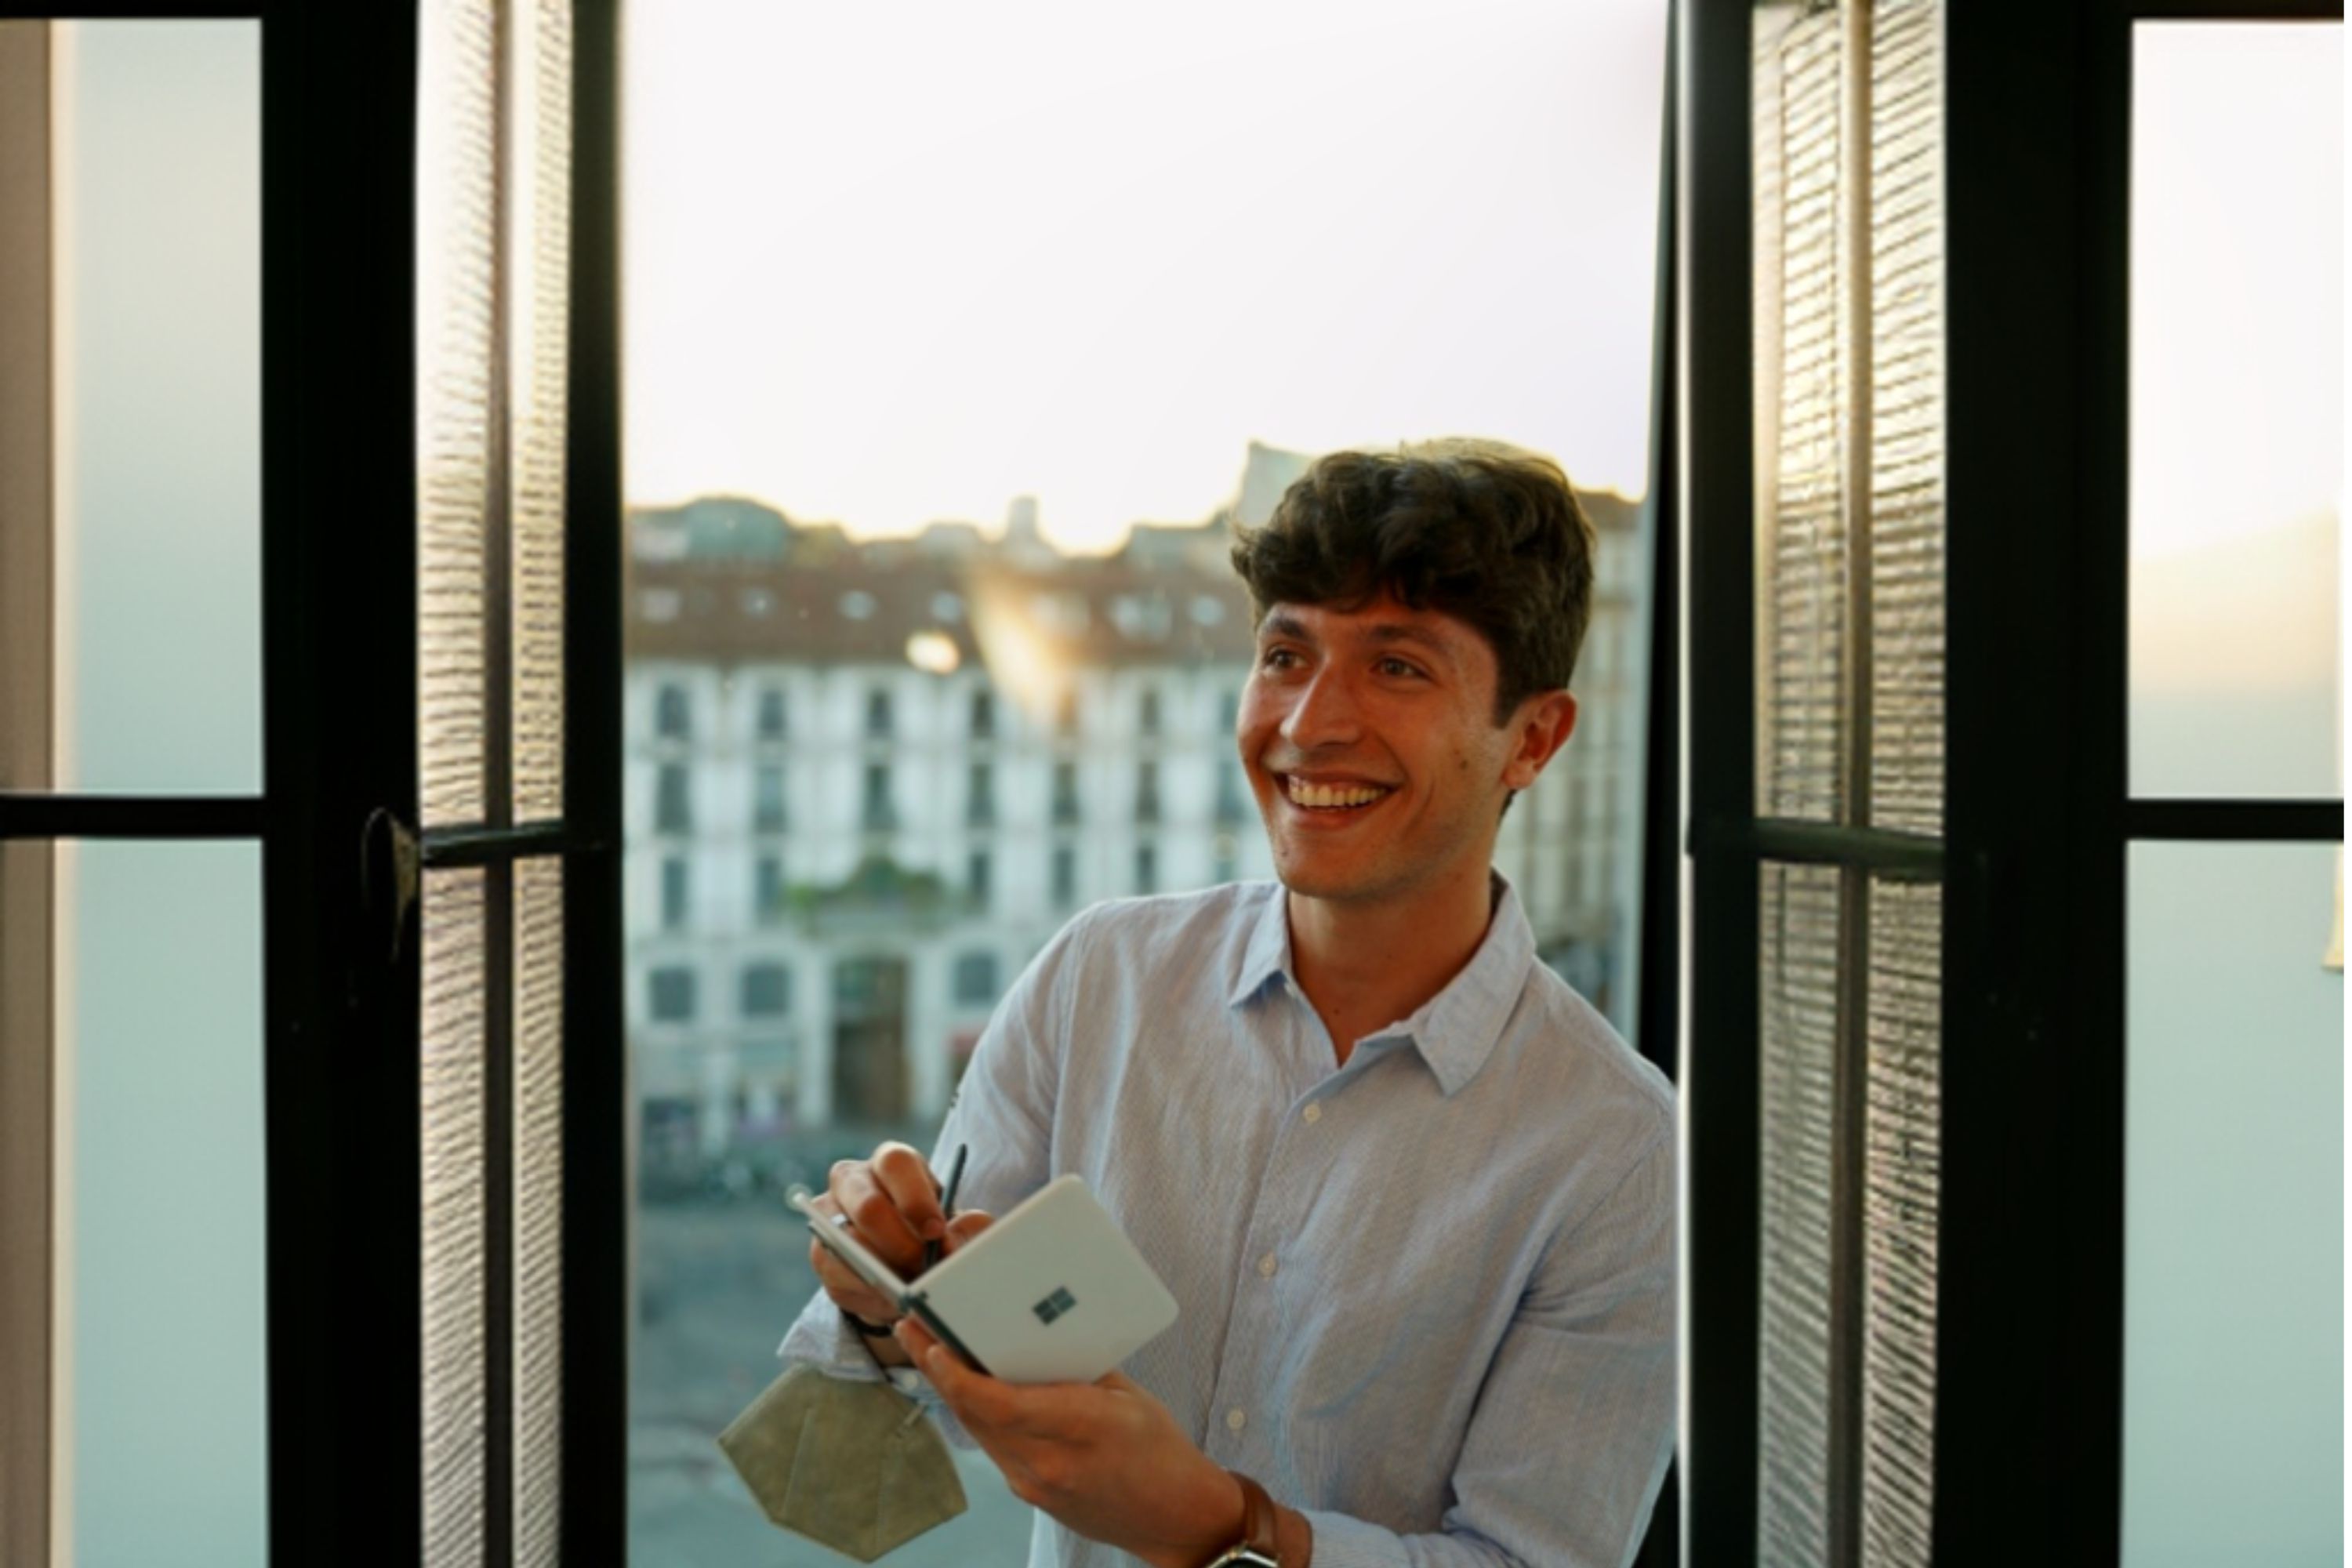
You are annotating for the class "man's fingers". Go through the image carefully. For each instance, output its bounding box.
[941,1210,994,1254]
[895,1318,1028,1430]
[806,1239,898,1323]
[895,1318,1092,1439]
[871,1142,947,1243]
[828,1155,924,1266]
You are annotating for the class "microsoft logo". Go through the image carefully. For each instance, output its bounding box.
[1032,1287,1077,1325]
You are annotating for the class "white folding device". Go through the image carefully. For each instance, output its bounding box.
[789,1173,1179,1385]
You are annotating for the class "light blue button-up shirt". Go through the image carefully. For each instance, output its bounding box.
[779,874,1675,1567]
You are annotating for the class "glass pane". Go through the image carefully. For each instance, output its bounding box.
[1753,4,1853,826]
[422,867,487,1566]
[60,840,265,1563]
[1861,876,1938,1568]
[418,0,496,828]
[511,0,571,824]
[53,21,260,792]
[1867,0,1945,840]
[621,3,1670,1557]
[514,858,564,1568]
[1758,860,1840,1567]
[2123,841,2342,1567]
[2130,24,2342,800]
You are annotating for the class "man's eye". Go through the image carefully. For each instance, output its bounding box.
[1377,657,1425,679]
[1261,647,1300,670]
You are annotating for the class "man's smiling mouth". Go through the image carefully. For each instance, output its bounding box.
[1281,776,1396,811]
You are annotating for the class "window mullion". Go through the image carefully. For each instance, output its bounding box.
[481,1,517,1562]
[1828,5,1878,1566]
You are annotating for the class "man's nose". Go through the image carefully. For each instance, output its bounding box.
[1281,667,1361,749]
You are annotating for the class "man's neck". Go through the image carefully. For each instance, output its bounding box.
[1285,864,1498,1065]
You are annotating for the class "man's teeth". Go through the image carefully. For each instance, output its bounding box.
[1285,779,1390,809]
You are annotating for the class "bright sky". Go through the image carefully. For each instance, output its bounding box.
[622,0,1668,553]
[2130,23,2342,564]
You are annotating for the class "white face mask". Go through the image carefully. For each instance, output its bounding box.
[718,1361,968,1559]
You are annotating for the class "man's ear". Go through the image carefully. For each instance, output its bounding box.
[1500,691,1577,793]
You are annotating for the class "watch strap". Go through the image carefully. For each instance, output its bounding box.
[1203,1469,1279,1566]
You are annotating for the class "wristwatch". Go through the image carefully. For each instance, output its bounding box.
[1200,1470,1280,1566]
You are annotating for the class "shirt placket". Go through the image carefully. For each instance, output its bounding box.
[1202,983,1392,1468]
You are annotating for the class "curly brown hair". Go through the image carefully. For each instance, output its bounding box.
[1229,437,1599,724]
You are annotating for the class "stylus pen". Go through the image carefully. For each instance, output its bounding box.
[924,1144,969,1272]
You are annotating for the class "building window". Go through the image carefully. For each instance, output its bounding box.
[866,687,894,738]
[1135,760,1160,824]
[757,686,787,739]
[648,967,696,1023]
[655,683,691,739]
[1134,842,1157,896]
[741,961,791,1018]
[754,764,788,832]
[1139,687,1161,735]
[655,763,691,833]
[661,855,689,930]
[1215,758,1249,825]
[1051,844,1076,907]
[1051,760,1080,826]
[967,762,995,828]
[953,950,1000,1006]
[967,848,992,908]
[1213,832,1239,887]
[970,688,995,739]
[754,855,786,925]
[862,763,895,832]
[1219,688,1240,734]
[1054,685,1078,736]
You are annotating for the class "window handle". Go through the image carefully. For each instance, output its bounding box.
[360,807,421,964]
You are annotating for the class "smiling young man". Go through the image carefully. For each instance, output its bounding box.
[779,439,1675,1567]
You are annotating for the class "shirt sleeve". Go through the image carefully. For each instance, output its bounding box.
[773,908,1086,1445]
[1298,1128,1677,1568]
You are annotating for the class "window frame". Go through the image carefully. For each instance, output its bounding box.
[1679,2,2344,1563]
[0,6,624,1561]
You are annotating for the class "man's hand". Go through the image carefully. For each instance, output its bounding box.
[893,1316,1245,1568]
[804,1142,990,1366]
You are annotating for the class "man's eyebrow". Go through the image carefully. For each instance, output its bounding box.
[1363,622,1460,662]
[1258,611,1312,641]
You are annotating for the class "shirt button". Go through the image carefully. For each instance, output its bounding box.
[1301,1102,1323,1124]
[1226,1407,1247,1432]
[1258,1253,1278,1278]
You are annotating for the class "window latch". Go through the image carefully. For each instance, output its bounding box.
[360,807,421,964]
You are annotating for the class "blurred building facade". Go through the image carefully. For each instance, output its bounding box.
[622,447,1646,1188]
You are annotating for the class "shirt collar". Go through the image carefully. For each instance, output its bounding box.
[1226,871,1538,1098]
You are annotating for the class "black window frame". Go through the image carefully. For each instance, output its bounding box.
[1679,2,2344,1564]
[0,6,622,1559]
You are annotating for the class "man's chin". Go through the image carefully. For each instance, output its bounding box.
[1270,854,1388,906]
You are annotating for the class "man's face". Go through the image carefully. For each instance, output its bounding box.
[1236,592,1575,911]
